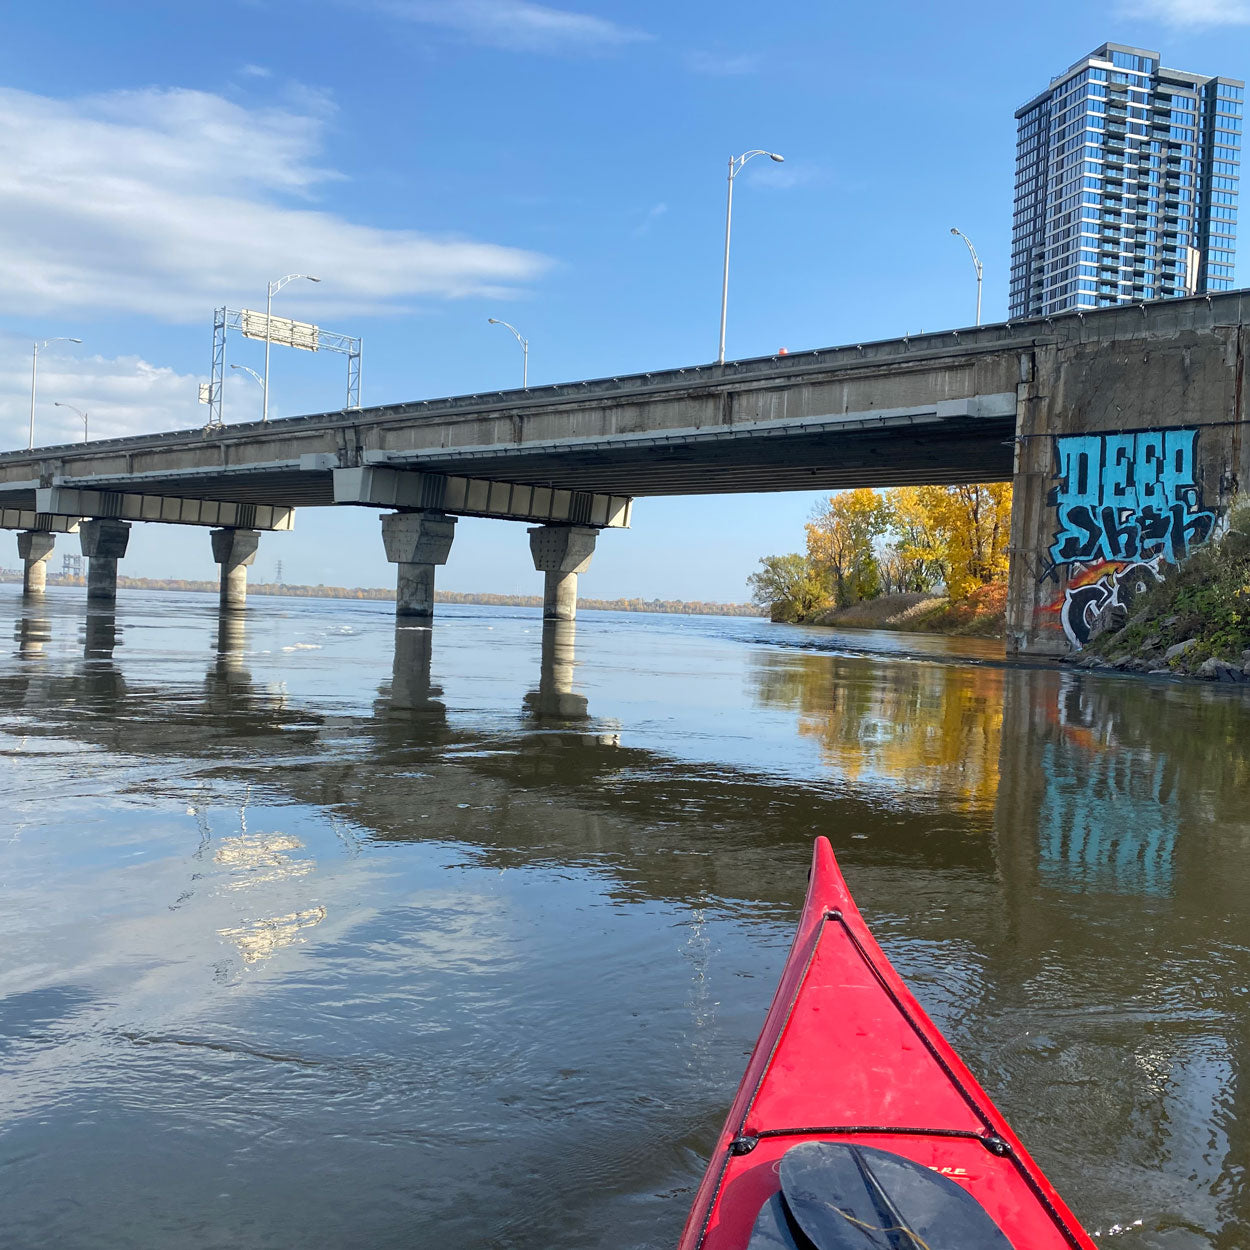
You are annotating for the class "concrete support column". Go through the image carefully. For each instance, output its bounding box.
[528,525,598,621]
[16,531,55,597]
[381,511,457,618]
[79,519,132,605]
[210,528,262,610]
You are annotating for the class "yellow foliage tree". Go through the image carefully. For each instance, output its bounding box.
[806,488,891,608]
[883,484,1012,600]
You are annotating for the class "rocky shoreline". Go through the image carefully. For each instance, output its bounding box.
[1066,637,1250,682]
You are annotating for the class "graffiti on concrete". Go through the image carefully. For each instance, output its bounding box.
[1041,428,1221,648]
[1053,557,1165,649]
[1047,428,1218,569]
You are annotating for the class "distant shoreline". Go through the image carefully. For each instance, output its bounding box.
[0,573,764,618]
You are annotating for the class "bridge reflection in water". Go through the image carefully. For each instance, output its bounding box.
[1,596,1249,1247]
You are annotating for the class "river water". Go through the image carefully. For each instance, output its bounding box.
[1,585,1248,1249]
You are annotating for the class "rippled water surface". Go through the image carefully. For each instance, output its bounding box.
[2,586,1249,1248]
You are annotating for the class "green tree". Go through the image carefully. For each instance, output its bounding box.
[747,554,828,622]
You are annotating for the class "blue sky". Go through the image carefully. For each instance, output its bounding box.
[2,0,1248,599]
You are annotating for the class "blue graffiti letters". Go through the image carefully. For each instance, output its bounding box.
[1049,429,1217,568]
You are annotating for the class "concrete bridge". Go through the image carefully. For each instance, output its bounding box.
[4,289,1250,655]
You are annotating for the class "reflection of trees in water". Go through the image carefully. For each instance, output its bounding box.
[751,651,1003,812]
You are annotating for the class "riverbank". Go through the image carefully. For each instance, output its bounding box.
[0,571,763,618]
[1067,517,1250,682]
[807,583,1007,638]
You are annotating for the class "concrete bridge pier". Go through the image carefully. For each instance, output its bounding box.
[528,525,598,621]
[381,511,457,618]
[211,528,262,610]
[79,519,131,604]
[16,531,55,596]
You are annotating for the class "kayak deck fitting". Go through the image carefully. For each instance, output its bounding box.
[678,838,1097,1250]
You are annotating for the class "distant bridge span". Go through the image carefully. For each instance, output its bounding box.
[3,290,1250,655]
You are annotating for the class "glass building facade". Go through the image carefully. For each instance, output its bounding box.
[1011,43,1243,319]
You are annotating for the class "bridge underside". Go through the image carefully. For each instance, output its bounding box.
[380,416,1017,496]
[0,416,1016,512]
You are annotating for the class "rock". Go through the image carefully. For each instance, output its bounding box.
[1139,635,1163,654]
[1197,657,1244,682]
[1164,638,1199,662]
[1148,668,1170,675]
[1160,615,1180,630]
[1240,648,1250,666]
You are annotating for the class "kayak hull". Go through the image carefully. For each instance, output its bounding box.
[678,838,1097,1250]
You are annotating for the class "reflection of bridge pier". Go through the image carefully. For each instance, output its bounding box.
[16,609,51,658]
[991,665,1250,1227]
[204,610,254,711]
[83,609,118,659]
[524,620,589,721]
[380,624,447,725]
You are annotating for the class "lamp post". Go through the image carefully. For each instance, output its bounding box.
[949,227,983,327]
[230,363,266,421]
[719,150,785,365]
[263,273,320,422]
[53,401,89,443]
[487,318,529,388]
[29,337,82,450]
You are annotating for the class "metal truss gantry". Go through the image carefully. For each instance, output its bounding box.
[203,307,363,428]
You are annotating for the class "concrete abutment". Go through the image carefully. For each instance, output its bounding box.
[1004,324,1250,657]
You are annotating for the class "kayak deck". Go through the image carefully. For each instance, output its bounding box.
[679,839,1096,1250]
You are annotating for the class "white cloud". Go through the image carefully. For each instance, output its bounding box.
[686,51,761,76]
[372,0,648,51]
[1118,0,1250,24]
[631,202,668,237]
[0,86,551,324]
[744,160,818,191]
[0,335,207,449]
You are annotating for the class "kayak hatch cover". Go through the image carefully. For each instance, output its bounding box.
[678,837,1098,1250]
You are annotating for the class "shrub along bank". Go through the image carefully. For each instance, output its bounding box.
[1074,502,1250,681]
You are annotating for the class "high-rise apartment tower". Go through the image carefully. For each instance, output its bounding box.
[1011,43,1243,319]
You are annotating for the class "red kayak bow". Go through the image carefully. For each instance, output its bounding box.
[679,838,1097,1250]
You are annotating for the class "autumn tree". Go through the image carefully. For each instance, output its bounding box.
[806,489,891,608]
[881,484,1012,600]
[879,487,947,593]
[747,553,829,622]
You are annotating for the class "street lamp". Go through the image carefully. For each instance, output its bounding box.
[950,227,983,327]
[719,150,784,365]
[53,401,89,443]
[230,363,266,421]
[263,273,320,422]
[487,318,529,388]
[29,337,82,450]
